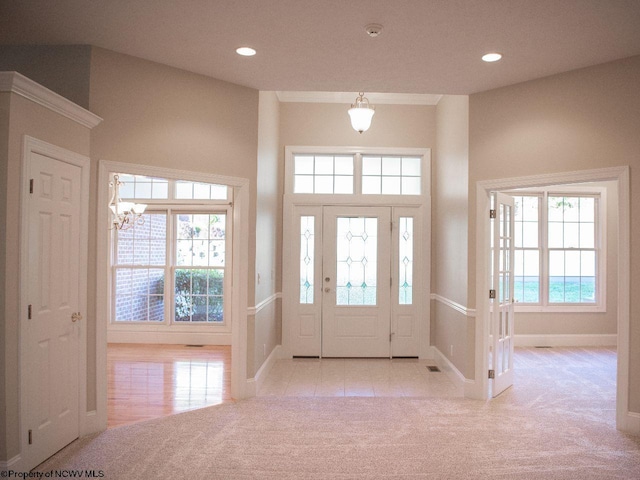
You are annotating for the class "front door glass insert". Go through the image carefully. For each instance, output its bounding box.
[335,216,378,306]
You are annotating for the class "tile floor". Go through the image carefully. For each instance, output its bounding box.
[258,357,464,398]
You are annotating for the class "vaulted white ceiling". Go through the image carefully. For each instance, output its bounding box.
[1,0,639,95]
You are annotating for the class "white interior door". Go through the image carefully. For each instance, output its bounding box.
[322,206,391,357]
[491,192,515,396]
[25,151,83,465]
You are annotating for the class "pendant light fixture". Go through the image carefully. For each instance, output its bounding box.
[109,174,147,230]
[348,92,375,133]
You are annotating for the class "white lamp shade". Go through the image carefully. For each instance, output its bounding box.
[348,106,375,133]
[132,203,147,214]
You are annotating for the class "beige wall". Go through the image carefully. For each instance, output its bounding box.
[280,102,437,149]
[0,45,92,108]
[468,55,640,411]
[251,91,281,375]
[431,95,471,376]
[88,47,260,405]
[0,92,91,461]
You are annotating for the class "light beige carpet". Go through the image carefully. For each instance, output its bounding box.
[36,348,640,479]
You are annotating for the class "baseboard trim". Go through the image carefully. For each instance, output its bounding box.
[107,330,231,345]
[81,409,105,436]
[431,346,475,396]
[246,345,282,396]
[618,411,640,436]
[514,334,617,347]
[0,454,21,471]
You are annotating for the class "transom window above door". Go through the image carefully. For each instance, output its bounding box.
[287,147,425,197]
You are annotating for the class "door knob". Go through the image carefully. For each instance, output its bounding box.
[71,312,83,322]
[325,277,330,282]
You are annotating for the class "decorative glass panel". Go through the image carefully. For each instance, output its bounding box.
[174,269,224,322]
[176,214,226,267]
[299,216,315,304]
[335,216,377,306]
[399,217,413,305]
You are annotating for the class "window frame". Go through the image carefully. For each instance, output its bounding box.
[285,146,428,203]
[508,186,607,313]
[110,173,233,331]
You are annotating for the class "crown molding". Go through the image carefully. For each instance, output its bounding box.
[275,91,442,106]
[0,71,102,129]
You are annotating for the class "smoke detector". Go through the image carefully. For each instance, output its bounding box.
[365,24,383,37]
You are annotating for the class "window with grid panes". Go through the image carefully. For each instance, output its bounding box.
[112,174,230,324]
[512,192,602,308]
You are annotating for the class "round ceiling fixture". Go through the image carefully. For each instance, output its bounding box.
[236,47,257,57]
[365,24,383,37]
[482,52,502,62]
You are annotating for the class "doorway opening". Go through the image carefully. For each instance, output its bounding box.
[282,146,432,360]
[474,166,631,432]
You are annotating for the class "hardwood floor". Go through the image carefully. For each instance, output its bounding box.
[108,343,232,429]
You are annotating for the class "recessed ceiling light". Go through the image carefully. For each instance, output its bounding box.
[236,47,256,57]
[482,52,502,62]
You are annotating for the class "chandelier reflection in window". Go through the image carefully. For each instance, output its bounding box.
[109,174,147,230]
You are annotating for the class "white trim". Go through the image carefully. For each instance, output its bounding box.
[276,91,442,106]
[0,71,102,129]
[248,292,282,316]
[513,334,617,347]
[19,136,91,468]
[474,166,632,434]
[431,293,476,317]
[107,331,231,345]
[431,346,476,396]
[246,345,282,396]
[0,455,21,471]
[619,412,640,436]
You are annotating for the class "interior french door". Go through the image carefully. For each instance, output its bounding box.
[322,206,391,357]
[491,192,516,396]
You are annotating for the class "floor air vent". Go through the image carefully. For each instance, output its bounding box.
[427,366,441,372]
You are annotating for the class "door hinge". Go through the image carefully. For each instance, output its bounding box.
[28,304,32,319]
[390,220,393,232]
[29,179,34,194]
[28,429,33,445]
[489,209,496,219]
[390,277,392,287]
[489,289,496,299]
[488,369,495,379]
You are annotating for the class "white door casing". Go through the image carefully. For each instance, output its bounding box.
[20,137,90,470]
[491,192,515,396]
[283,146,431,361]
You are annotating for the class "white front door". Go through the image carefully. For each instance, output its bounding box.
[322,206,391,357]
[491,192,515,396]
[24,151,83,466]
